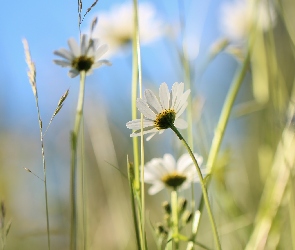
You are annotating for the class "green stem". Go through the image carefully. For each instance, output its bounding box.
[206,51,250,173]
[170,125,222,250]
[132,1,146,249]
[35,89,50,250]
[171,190,179,249]
[127,157,141,250]
[131,0,140,192]
[81,120,87,250]
[70,70,86,250]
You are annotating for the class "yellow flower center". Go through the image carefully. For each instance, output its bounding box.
[161,172,186,189]
[72,55,94,72]
[154,109,176,130]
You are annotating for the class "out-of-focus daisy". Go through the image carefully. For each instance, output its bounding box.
[144,153,205,195]
[220,0,276,42]
[90,2,163,57]
[53,34,111,78]
[126,82,190,141]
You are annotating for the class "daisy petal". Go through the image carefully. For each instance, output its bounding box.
[126,119,154,129]
[92,60,112,68]
[68,69,80,78]
[148,183,165,195]
[174,82,185,109]
[175,102,188,119]
[174,118,187,129]
[171,82,179,109]
[130,127,158,137]
[175,89,190,113]
[163,154,177,171]
[54,49,74,61]
[68,38,80,57]
[159,83,170,109]
[146,132,158,141]
[136,99,156,120]
[53,60,72,67]
[144,89,162,113]
[80,34,87,55]
[95,44,108,59]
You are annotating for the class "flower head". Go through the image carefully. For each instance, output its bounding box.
[144,153,205,195]
[126,82,190,141]
[90,2,163,57]
[54,34,111,78]
[220,0,276,42]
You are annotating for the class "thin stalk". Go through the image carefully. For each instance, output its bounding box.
[170,125,222,250]
[31,79,51,250]
[196,47,251,243]
[81,119,87,250]
[171,190,179,249]
[132,0,146,249]
[23,39,51,249]
[127,157,141,250]
[37,101,51,250]
[206,51,250,173]
[70,71,86,250]
[131,0,140,192]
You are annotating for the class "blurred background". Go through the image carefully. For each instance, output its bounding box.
[1,0,295,249]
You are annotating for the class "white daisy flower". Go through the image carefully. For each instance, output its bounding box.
[220,0,276,42]
[53,34,111,78]
[126,82,190,141]
[90,2,163,57]
[144,153,205,195]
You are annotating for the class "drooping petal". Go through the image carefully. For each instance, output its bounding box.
[54,48,74,61]
[175,89,190,113]
[148,182,165,195]
[174,118,187,129]
[145,159,165,180]
[130,127,158,137]
[92,60,112,68]
[95,44,108,59]
[144,89,162,113]
[126,119,154,129]
[136,99,156,120]
[159,83,170,109]
[68,38,80,57]
[68,69,80,78]
[53,60,72,67]
[146,132,158,141]
[175,102,188,119]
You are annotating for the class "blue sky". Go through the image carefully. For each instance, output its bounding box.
[0,0,236,132]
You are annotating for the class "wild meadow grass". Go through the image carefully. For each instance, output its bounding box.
[1,0,295,249]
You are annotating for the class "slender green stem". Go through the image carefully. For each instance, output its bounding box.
[131,0,140,192]
[81,119,87,250]
[35,90,50,250]
[171,190,179,249]
[132,0,146,249]
[127,157,141,250]
[70,71,86,250]
[170,125,222,250]
[206,51,250,173]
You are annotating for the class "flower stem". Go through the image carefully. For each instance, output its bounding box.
[206,50,250,173]
[171,190,179,249]
[170,124,222,250]
[70,70,86,250]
